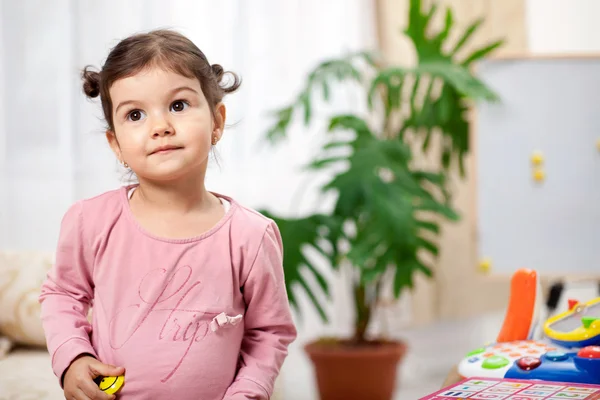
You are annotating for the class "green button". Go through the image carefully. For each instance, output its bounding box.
[467,348,486,357]
[482,355,510,370]
[582,316,599,329]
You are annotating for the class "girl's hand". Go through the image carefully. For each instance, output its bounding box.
[63,354,125,400]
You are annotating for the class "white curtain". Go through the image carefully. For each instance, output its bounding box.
[0,0,377,252]
[1,3,380,396]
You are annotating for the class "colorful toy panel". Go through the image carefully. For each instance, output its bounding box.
[420,377,600,399]
[458,340,568,380]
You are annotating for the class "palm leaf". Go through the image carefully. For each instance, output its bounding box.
[264,52,377,143]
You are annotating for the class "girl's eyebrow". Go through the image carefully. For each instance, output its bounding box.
[170,86,199,96]
[115,86,199,114]
[115,99,138,115]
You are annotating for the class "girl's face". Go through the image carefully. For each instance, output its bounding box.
[106,67,225,183]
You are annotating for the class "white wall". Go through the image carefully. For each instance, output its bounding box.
[526,0,600,53]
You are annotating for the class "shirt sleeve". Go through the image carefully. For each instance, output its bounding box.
[223,221,297,400]
[38,201,97,385]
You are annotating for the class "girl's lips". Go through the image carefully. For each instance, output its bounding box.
[151,146,183,155]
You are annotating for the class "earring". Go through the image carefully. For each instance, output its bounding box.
[212,136,218,145]
[121,160,129,168]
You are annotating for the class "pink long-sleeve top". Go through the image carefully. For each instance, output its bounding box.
[39,185,297,399]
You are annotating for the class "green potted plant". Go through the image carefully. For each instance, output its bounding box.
[262,1,503,399]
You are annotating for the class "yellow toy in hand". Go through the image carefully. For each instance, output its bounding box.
[95,375,125,395]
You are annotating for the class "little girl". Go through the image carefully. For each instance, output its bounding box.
[39,29,297,400]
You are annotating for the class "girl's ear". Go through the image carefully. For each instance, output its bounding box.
[213,103,226,141]
[106,130,123,161]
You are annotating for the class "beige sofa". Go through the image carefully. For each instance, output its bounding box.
[0,346,63,399]
[0,252,284,399]
[0,252,64,399]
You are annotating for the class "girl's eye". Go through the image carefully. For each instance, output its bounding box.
[127,110,146,122]
[170,100,189,113]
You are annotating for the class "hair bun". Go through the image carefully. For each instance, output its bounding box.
[212,64,241,94]
[82,66,101,98]
[211,64,224,82]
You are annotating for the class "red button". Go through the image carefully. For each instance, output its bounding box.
[516,356,541,370]
[577,346,600,359]
[568,299,580,310]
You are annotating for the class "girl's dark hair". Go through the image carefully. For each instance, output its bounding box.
[81,29,241,131]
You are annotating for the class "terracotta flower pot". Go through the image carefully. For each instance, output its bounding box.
[304,339,407,400]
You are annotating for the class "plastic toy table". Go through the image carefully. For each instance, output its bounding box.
[457,268,600,386]
[421,377,600,399]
